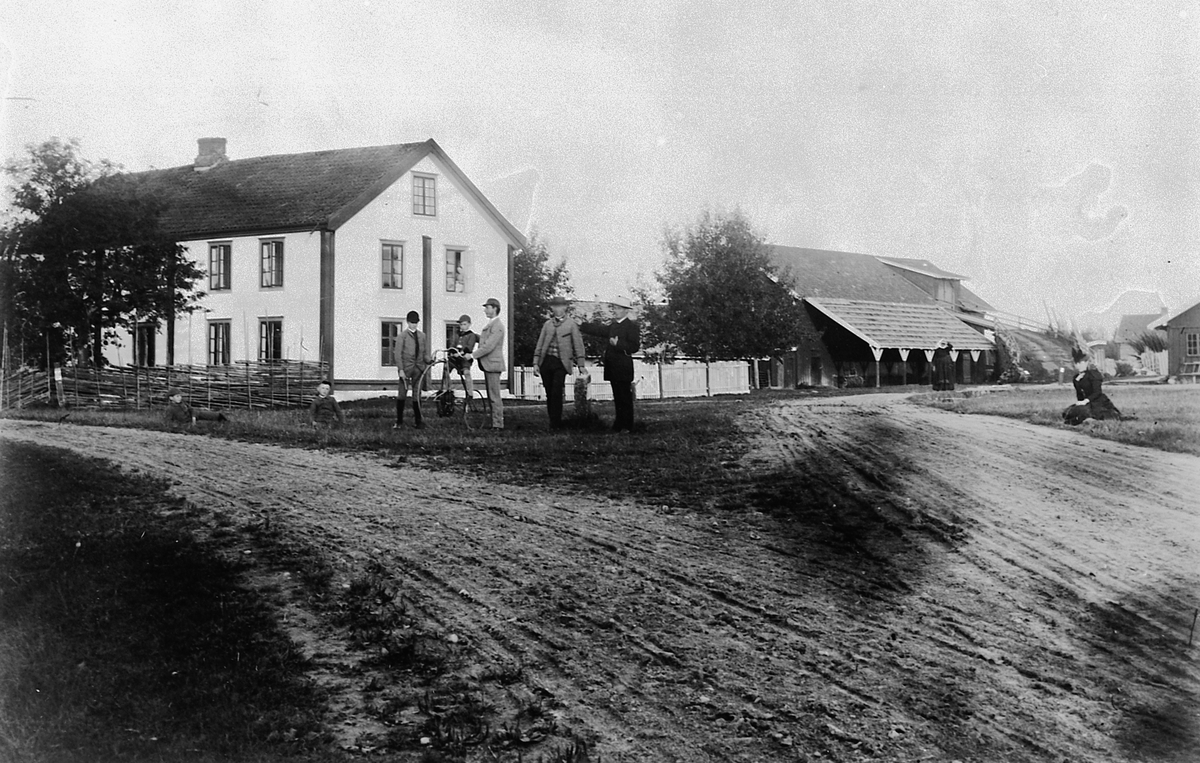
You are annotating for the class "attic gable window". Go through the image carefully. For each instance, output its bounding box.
[260,239,284,288]
[413,174,437,217]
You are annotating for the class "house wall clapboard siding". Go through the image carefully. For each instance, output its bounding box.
[1163,302,1200,379]
[334,154,513,384]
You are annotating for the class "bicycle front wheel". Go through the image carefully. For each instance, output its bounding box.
[461,385,491,431]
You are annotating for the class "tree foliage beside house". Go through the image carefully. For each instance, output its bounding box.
[638,209,811,362]
[512,230,573,366]
[1,139,203,368]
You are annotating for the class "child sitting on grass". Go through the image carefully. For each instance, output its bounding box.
[309,380,346,429]
[164,388,228,429]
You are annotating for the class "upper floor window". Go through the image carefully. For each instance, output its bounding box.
[208,321,231,365]
[1187,331,1200,356]
[259,318,283,361]
[209,243,231,290]
[445,249,466,292]
[260,240,284,288]
[382,242,403,289]
[413,175,437,217]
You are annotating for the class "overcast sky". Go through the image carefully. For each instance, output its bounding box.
[2,0,1197,321]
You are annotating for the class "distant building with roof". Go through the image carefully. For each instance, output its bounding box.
[765,246,994,388]
[104,138,525,389]
[1152,298,1200,382]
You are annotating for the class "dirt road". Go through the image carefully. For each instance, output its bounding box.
[2,394,1197,762]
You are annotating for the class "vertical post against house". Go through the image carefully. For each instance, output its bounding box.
[507,244,516,392]
[658,361,664,400]
[705,361,711,397]
[319,229,336,383]
[422,233,433,357]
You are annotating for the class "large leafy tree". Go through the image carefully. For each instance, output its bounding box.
[512,230,573,365]
[1,138,203,368]
[640,209,812,362]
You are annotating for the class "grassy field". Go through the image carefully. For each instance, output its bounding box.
[1,395,751,508]
[0,441,341,763]
[915,384,1200,456]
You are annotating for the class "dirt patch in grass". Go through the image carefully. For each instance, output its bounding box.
[913,384,1200,456]
[0,441,337,762]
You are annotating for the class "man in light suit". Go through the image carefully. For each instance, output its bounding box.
[580,296,640,433]
[392,310,432,429]
[472,297,506,430]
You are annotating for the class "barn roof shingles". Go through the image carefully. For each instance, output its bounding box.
[808,299,994,351]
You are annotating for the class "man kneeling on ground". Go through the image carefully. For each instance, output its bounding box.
[164,388,228,429]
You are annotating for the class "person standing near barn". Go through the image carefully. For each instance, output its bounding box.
[931,339,956,391]
[393,310,431,429]
[533,295,587,429]
[472,297,506,430]
[580,296,640,433]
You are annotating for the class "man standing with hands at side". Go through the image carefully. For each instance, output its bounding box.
[580,296,640,433]
[532,295,586,429]
[472,297,506,430]
[393,310,431,429]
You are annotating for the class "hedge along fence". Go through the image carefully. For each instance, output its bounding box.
[0,360,329,410]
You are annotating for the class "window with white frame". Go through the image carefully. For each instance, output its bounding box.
[413,174,436,216]
[1187,331,1199,356]
[209,243,231,290]
[208,321,231,365]
[445,249,466,292]
[381,242,403,289]
[259,318,283,361]
[260,240,284,288]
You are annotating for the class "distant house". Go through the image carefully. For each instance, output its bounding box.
[1113,311,1167,365]
[1152,298,1200,382]
[766,246,994,388]
[104,138,525,390]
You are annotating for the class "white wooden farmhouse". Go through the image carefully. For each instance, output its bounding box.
[104,138,525,390]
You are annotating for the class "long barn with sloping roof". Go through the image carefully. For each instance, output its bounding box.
[765,246,994,387]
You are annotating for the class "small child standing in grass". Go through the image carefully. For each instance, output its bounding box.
[309,380,346,429]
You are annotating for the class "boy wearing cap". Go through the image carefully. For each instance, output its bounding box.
[449,314,478,396]
[580,296,641,433]
[471,297,506,429]
[392,310,432,429]
[164,388,227,429]
[532,295,586,429]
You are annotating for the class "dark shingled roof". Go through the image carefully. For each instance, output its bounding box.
[958,283,995,313]
[1115,313,1166,342]
[767,245,935,304]
[120,142,429,239]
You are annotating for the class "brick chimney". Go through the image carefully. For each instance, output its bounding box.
[194,137,227,171]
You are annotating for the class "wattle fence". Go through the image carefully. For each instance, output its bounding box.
[0,360,328,410]
[511,359,750,401]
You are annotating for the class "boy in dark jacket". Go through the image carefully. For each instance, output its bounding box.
[164,388,227,429]
[309,380,346,428]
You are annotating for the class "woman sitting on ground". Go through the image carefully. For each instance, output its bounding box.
[1062,348,1121,426]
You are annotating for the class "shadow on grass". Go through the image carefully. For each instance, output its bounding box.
[0,441,344,762]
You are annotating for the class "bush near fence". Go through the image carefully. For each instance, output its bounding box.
[0,360,328,410]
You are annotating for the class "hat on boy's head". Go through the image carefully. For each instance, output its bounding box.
[406,310,420,323]
[610,295,633,310]
[167,387,183,397]
[483,297,501,309]
[457,314,472,324]
[318,379,331,386]
[549,295,569,306]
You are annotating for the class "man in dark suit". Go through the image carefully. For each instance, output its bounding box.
[580,296,640,433]
[392,310,431,429]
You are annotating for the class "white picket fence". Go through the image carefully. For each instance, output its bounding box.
[512,359,750,401]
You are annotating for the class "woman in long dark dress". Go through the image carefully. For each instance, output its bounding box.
[931,340,955,391]
[1062,351,1121,425]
